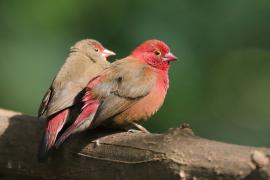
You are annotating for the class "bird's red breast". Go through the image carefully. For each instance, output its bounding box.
[113,68,169,125]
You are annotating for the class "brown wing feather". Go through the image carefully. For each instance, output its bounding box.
[38,87,53,117]
[91,57,157,127]
[45,82,83,116]
[39,48,108,117]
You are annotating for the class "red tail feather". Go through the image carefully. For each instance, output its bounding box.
[38,109,69,161]
[55,92,99,147]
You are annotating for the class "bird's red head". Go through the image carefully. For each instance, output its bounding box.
[131,39,177,70]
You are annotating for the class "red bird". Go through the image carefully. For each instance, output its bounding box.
[55,39,177,147]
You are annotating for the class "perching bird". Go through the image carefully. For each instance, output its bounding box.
[55,39,177,147]
[38,39,115,161]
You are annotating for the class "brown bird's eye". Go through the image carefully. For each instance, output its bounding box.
[94,48,99,52]
[154,51,161,56]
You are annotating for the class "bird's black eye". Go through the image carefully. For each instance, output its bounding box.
[94,48,99,52]
[154,50,161,56]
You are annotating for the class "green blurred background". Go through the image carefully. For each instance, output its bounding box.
[0,0,270,147]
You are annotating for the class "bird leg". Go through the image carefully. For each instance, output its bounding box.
[125,122,150,133]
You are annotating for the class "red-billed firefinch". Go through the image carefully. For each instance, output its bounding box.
[38,39,115,161]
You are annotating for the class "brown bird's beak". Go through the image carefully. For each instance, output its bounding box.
[102,49,116,58]
[163,52,177,62]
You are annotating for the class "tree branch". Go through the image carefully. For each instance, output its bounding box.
[0,108,270,180]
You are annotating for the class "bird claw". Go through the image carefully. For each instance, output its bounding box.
[127,129,143,133]
[125,123,150,134]
[130,122,150,133]
[92,139,100,147]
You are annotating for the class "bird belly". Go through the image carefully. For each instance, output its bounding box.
[113,84,166,125]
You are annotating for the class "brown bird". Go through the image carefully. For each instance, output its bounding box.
[38,39,115,161]
[54,39,177,147]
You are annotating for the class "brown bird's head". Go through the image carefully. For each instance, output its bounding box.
[131,39,177,70]
[71,39,115,61]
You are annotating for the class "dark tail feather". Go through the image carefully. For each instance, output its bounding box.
[37,131,50,162]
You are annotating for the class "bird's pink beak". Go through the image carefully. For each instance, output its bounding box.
[101,49,116,58]
[163,52,177,62]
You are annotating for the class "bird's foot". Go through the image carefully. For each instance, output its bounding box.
[125,122,150,133]
[127,129,143,133]
[92,139,100,147]
[131,122,150,133]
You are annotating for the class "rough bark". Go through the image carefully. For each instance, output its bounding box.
[0,108,269,180]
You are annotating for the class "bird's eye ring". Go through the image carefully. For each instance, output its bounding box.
[94,48,99,52]
[154,51,161,56]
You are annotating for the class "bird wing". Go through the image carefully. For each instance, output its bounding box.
[38,79,84,118]
[38,52,108,118]
[38,87,53,117]
[47,82,84,116]
[92,58,157,126]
